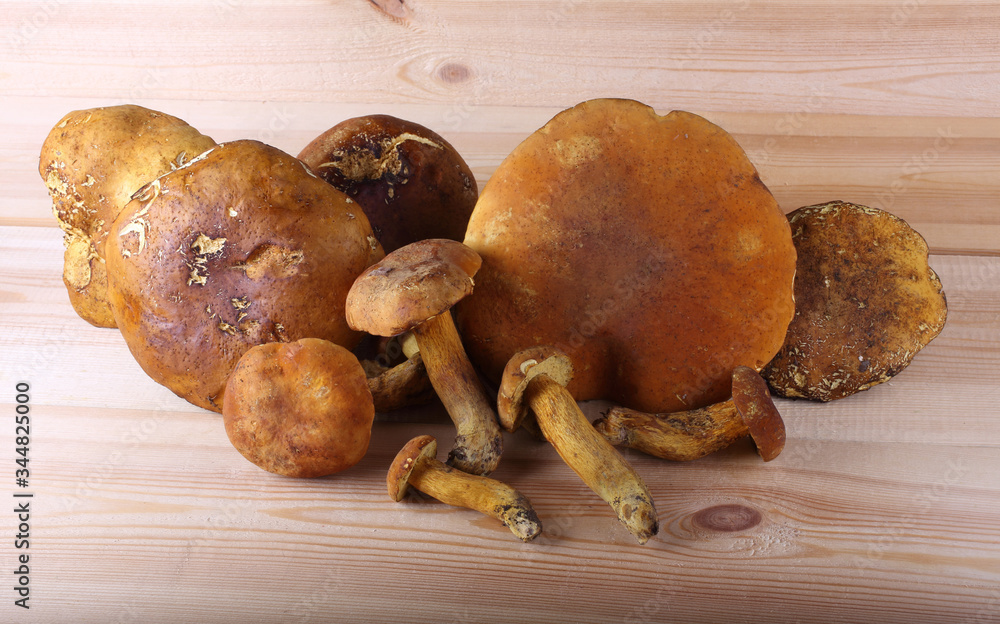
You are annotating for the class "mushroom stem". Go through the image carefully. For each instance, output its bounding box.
[594,400,748,462]
[593,366,786,462]
[525,374,659,544]
[365,352,435,413]
[412,310,503,475]
[408,457,542,542]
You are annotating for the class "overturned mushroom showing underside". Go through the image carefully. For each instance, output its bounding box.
[347,239,503,476]
[594,366,785,462]
[459,98,796,415]
[39,104,216,328]
[105,140,384,412]
[387,435,542,542]
[499,346,658,544]
[762,201,948,401]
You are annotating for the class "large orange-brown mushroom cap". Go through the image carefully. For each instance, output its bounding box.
[458,98,797,413]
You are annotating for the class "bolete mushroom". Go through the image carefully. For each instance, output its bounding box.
[364,351,436,414]
[762,201,948,401]
[387,434,542,542]
[346,239,502,476]
[223,338,374,478]
[298,114,478,253]
[498,346,658,544]
[457,98,797,414]
[105,139,384,412]
[594,366,786,462]
[39,104,216,327]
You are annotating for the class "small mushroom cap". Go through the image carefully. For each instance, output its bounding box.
[731,365,785,461]
[387,435,439,501]
[346,239,482,337]
[762,201,948,401]
[223,338,375,478]
[497,346,574,432]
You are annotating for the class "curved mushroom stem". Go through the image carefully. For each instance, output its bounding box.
[412,310,503,475]
[594,366,786,462]
[364,351,436,413]
[595,400,748,462]
[408,457,542,542]
[526,374,659,544]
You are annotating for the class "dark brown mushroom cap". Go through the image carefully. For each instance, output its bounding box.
[761,201,948,401]
[297,114,478,253]
[497,346,574,432]
[223,338,375,478]
[346,239,482,337]
[458,98,796,414]
[731,365,785,461]
[386,435,439,501]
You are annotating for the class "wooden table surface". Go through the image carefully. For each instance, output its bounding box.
[2,2,999,622]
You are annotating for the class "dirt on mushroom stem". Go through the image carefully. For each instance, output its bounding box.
[411,311,503,475]
[594,365,786,462]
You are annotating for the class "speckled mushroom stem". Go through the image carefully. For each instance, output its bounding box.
[407,456,542,542]
[525,374,659,545]
[411,311,503,475]
[593,366,786,463]
[594,400,749,462]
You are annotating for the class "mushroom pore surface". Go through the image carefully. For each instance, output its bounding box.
[457,98,797,413]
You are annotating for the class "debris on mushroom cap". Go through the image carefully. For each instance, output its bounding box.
[298,114,478,253]
[731,365,785,461]
[38,104,216,328]
[458,98,796,414]
[386,434,438,501]
[497,345,574,432]
[223,338,375,478]
[346,238,483,337]
[105,139,385,413]
[761,200,948,402]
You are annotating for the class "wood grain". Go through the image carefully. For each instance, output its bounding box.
[1,1,998,623]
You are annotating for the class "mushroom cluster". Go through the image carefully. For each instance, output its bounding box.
[41,98,948,545]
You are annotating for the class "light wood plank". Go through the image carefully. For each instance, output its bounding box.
[5,96,997,254]
[4,1,1000,116]
[2,1,999,621]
